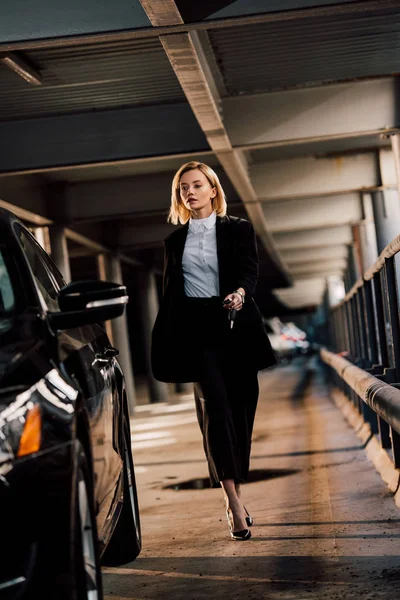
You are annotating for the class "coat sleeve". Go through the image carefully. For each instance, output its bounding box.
[236,220,259,298]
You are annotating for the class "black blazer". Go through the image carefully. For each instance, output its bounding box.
[151,215,277,382]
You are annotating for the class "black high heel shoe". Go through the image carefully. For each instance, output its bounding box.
[226,509,252,541]
[244,506,253,527]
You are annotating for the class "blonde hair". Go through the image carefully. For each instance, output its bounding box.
[168,161,227,225]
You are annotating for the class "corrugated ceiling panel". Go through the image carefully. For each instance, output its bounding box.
[178,0,361,22]
[0,39,185,120]
[209,8,400,94]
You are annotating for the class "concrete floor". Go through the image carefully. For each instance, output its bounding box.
[103,358,400,599]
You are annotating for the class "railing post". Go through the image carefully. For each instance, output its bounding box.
[333,310,339,351]
[339,305,350,352]
[373,273,389,368]
[351,296,361,361]
[390,430,400,469]
[362,281,378,366]
[373,370,395,448]
[343,302,351,354]
[355,290,368,366]
[378,418,391,449]
[383,258,400,380]
[347,299,356,358]
[361,404,379,434]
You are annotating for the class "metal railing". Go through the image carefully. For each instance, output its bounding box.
[322,233,400,468]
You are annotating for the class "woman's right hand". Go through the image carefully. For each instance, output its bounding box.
[223,293,243,311]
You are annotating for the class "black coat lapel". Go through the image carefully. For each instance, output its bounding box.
[172,223,189,267]
[216,215,229,294]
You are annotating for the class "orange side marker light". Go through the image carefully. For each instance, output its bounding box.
[17,404,41,457]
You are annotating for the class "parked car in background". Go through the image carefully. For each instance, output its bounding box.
[265,317,310,362]
[0,208,141,600]
[280,321,311,354]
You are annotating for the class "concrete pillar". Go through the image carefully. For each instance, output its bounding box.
[327,275,345,307]
[390,135,400,191]
[137,269,169,404]
[32,227,51,254]
[371,188,400,293]
[97,254,115,345]
[48,225,71,282]
[345,243,360,291]
[102,253,136,414]
[371,189,400,253]
[357,193,379,273]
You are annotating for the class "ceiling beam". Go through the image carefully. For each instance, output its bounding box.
[139,0,290,284]
[264,194,362,234]
[276,279,326,294]
[1,1,399,51]
[0,197,51,226]
[137,0,183,27]
[252,154,380,201]
[274,278,327,308]
[291,270,344,280]
[282,245,348,264]
[224,79,398,149]
[289,259,347,275]
[273,225,353,250]
[236,129,396,156]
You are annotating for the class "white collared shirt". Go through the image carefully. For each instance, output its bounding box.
[182,211,219,297]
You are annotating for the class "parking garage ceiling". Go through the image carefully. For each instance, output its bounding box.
[0,0,399,310]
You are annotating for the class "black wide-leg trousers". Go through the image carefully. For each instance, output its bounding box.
[184,297,259,488]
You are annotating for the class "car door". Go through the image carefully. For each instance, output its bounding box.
[14,224,123,522]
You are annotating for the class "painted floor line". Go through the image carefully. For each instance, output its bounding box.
[131,431,172,442]
[103,566,355,586]
[131,415,197,431]
[132,438,177,450]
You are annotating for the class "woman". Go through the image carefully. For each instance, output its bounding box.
[152,161,276,541]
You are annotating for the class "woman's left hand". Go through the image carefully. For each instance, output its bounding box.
[223,292,243,311]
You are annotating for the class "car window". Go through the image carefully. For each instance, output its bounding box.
[0,251,14,313]
[35,238,66,290]
[16,226,60,312]
[0,250,15,314]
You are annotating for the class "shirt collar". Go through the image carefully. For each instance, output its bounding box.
[189,211,217,233]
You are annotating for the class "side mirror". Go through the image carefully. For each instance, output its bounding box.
[47,280,128,331]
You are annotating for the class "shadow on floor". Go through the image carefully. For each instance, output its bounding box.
[103,555,400,600]
[291,367,315,402]
[137,443,369,469]
[162,468,300,490]
[257,518,400,527]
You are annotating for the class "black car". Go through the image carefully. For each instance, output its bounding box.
[0,208,141,599]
